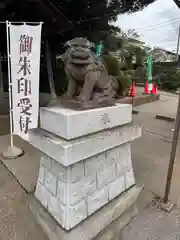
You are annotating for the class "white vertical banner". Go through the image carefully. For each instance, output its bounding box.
[8,22,42,140]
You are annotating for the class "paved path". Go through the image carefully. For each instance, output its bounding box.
[121,90,180,239]
[135,88,178,118]
[120,204,180,240]
[0,162,48,240]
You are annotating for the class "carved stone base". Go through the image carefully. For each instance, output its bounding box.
[59,97,116,110]
[40,103,132,140]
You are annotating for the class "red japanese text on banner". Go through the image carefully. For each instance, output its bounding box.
[9,23,42,139]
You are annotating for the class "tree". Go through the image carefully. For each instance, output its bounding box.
[50,0,157,43]
[135,47,147,66]
[103,34,124,52]
[173,0,180,9]
[124,29,140,39]
[112,29,148,69]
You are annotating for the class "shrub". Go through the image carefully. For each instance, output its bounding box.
[159,69,180,91]
[116,71,131,97]
[124,69,135,77]
[102,54,120,76]
[102,55,131,96]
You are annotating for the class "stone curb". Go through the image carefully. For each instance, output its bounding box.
[117,94,160,107]
[155,114,175,122]
[132,109,139,114]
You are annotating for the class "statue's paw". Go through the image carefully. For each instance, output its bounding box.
[76,95,87,103]
[62,94,72,100]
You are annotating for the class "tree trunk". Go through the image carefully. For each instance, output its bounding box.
[45,39,57,100]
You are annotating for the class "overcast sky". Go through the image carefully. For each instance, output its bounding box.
[116,0,180,51]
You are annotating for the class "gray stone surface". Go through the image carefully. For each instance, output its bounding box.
[30,102,142,231]
[97,204,138,240]
[134,89,178,119]
[156,114,175,122]
[40,104,132,140]
[28,123,142,166]
[120,205,180,240]
[0,114,10,135]
[108,176,126,201]
[35,143,136,230]
[0,134,41,193]
[1,145,24,159]
[0,162,48,240]
[29,185,142,240]
[21,102,142,233]
[87,187,109,215]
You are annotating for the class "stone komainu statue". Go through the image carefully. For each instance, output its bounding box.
[62,37,118,107]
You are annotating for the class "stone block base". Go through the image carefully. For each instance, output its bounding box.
[29,185,142,240]
[28,104,142,232]
[35,143,136,230]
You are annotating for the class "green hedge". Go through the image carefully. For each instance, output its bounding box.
[159,69,180,91]
[102,55,133,96]
[102,54,120,76]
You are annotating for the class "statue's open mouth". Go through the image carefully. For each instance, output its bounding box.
[70,50,93,65]
[70,51,91,60]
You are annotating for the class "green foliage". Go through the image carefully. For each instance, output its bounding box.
[50,0,156,44]
[124,29,140,39]
[103,34,124,52]
[153,62,177,76]
[124,69,135,77]
[102,54,132,96]
[102,54,120,76]
[135,47,147,66]
[116,73,131,97]
[1,1,157,55]
[147,62,180,92]
[159,69,180,91]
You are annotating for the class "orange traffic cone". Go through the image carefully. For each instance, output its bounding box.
[156,84,160,96]
[151,83,156,94]
[130,80,136,97]
[144,81,149,94]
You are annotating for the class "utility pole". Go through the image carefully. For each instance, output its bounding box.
[0,52,3,94]
[176,26,180,62]
[163,25,180,204]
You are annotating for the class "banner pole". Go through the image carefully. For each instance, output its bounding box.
[1,21,23,159]
[6,21,14,148]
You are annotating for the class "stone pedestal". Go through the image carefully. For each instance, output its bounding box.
[28,103,142,236]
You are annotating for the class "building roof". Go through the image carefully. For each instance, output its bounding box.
[152,48,176,56]
[0,0,74,55]
[0,0,72,33]
[127,38,145,45]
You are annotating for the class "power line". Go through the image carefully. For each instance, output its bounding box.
[153,41,177,47]
[139,28,178,39]
[135,17,180,30]
[137,23,180,33]
[74,3,180,27]
[76,11,180,37]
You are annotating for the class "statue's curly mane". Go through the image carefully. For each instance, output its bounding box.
[63,37,118,106]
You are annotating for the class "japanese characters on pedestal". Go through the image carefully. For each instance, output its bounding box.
[8,23,42,140]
